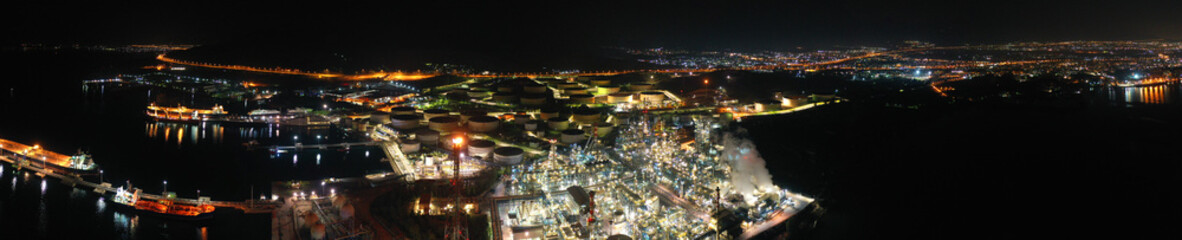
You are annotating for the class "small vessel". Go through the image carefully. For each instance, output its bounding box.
[112,187,216,220]
[147,103,227,122]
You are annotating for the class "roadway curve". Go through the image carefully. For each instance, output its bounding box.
[156,49,904,81]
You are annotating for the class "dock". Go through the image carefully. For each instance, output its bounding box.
[270,141,378,151]
[0,155,279,214]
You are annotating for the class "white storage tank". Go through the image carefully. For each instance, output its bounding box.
[593,122,614,136]
[563,87,588,95]
[523,84,548,94]
[423,109,451,120]
[468,139,496,159]
[569,94,595,104]
[639,91,665,104]
[513,113,531,124]
[560,129,586,144]
[414,129,439,146]
[389,106,417,115]
[493,147,524,165]
[607,93,633,103]
[400,139,421,153]
[460,110,488,123]
[520,94,547,106]
[572,108,601,124]
[467,115,500,133]
[496,86,516,93]
[389,114,421,130]
[370,112,391,124]
[467,88,491,98]
[597,85,621,95]
[539,108,561,121]
[428,116,460,132]
[524,120,542,131]
[492,92,518,103]
[547,117,569,131]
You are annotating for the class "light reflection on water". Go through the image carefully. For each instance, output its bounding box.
[1103,83,1181,105]
[113,211,139,240]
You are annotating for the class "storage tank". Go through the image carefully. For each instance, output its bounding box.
[400,139,421,153]
[496,86,516,93]
[459,110,487,123]
[491,92,518,103]
[523,84,548,94]
[414,129,439,146]
[423,109,451,120]
[493,147,524,165]
[628,83,653,91]
[539,108,561,121]
[389,106,417,115]
[597,84,621,95]
[572,108,601,124]
[639,91,665,103]
[524,120,542,131]
[560,129,586,144]
[547,117,569,131]
[569,94,595,104]
[607,93,633,103]
[468,139,496,159]
[520,94,547,106]
[593,122,614,136]
[428,116,460,132]
[466,88,491,98]
[513,113,531,124]
[467,115,500,133]
[563,87,588,95]
[370,112,391,124]
[589,79,611,86]
[389,114,422,130]
[448,88,469,99]
[557,83,580,89]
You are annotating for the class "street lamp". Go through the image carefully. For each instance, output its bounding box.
[163,180,168,194]
[99,170,104,183]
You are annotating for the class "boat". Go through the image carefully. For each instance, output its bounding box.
[0,138,96,175]
[146,103,228,122]
[112,187,216,220]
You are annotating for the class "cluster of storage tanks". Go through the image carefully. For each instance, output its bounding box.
[378,107,525,165]
[483,78,669,106]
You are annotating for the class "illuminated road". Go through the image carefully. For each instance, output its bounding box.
[158,43,1158,81]
[155,49,901,81]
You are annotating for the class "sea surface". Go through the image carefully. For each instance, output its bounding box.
[0,51,386,239]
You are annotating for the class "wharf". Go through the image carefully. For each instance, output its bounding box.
[0,155,278,214]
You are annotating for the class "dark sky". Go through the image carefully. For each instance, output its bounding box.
[5,0,1181,50]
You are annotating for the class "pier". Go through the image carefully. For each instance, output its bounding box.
[0,155,279,213]
[270,141,378,151]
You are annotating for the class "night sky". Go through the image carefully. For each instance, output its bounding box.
[5,1,1182,49]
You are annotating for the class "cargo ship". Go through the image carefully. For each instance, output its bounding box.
[0,138,96,175]
[146,103,228,122]
[112,186,216,220]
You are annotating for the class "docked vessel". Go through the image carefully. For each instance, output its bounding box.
[112,187,216,220]
[0,138,96,175]
[146,103,228,122]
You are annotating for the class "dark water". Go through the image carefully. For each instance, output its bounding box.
[0,51,386,239]
[743,91,1182,239]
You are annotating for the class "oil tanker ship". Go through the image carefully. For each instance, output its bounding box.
[112,186,216,220]
[0,138,97,176]
[146,103,228,122]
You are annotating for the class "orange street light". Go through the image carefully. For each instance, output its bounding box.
[452,137,464,146]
